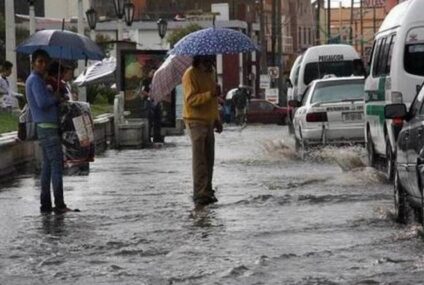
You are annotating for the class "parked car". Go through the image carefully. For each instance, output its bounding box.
[291,76,365,156]
[246,99,287,125]
[385,88,424,224]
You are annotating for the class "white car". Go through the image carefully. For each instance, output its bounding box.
[292,76,365,153]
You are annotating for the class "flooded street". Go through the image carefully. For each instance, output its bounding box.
[2,125,424,284]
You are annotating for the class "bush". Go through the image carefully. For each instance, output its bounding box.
[87,84,116,105]
[167,23,203,47]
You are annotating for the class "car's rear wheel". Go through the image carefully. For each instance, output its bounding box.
[385,136,395,181]
[394,171,411,224]
[367,130,377,167]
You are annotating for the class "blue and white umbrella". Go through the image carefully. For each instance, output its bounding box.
[170,27,258,56]
[16,29,105,61]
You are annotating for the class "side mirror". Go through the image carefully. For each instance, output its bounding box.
[286,79,293,88]
[288,100,301,108]
[384,103,407,120]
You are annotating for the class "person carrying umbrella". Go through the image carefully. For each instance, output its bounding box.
[182,55,223,206]
[25,49,73,214]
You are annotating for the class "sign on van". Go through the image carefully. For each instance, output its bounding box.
[318,55,344,62]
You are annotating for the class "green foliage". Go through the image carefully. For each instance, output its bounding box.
[87,84,116,106]
[95,34,114,57]
[167,23,203,47]
[0,111,19,134]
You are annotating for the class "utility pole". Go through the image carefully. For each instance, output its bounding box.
[373,3,377,34]
[29,1,36,35]
[259,0,267,74]
[327,0,331,43]
[316,0,321,45]
[5,0,17,93]
[360,0,364,58]
[350,0,354,45]
[78,0,87,102]
[277,0,283,105]
[271,0,277,67]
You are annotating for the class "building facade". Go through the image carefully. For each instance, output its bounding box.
[44,0,89,19]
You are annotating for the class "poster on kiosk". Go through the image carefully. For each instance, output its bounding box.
[120,50,176,128]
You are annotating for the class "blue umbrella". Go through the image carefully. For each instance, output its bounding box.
[170,27,258,56]
[16,29,105,61]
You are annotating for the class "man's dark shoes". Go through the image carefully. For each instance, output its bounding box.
[194,195,218,206]
[53,207,74,214]
[40,206,53,214]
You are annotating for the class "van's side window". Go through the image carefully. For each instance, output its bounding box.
[385,34,396,74]
[372,38,383,77]
[378,38,390,76]
[294,66,300,85]
[367,41,376,67]
[405,43,424,76]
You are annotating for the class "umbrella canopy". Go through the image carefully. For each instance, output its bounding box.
[16,29,105,60]
[170,27,257,56]
[150,54,192,102]
[74,57,116,87]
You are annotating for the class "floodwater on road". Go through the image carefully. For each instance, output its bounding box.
[1,125,424,285]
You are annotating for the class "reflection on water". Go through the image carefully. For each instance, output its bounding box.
[40,214,66,236]
[1,125,424,284]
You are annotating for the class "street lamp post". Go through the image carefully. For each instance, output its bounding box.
[157,18,168,47]
[85,7,97,41]
[27,0,36,35]
[113,0,135,40]
[5,0,17,93]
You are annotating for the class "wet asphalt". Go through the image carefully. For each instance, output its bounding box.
[1,124,424,285]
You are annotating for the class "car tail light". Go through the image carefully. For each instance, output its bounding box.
[392,118,404,126]
[306,112,328,122]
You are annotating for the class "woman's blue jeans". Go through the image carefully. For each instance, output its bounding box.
[37,126,66,211]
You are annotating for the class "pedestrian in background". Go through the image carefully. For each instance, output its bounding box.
[182,55,223,206]
[0,60,23,111]
[25,49,72,214]
[232,86,249,125]
[46,61,76,101]
[140,69,164,143]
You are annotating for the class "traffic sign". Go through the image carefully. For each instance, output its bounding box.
[268,66,279,79]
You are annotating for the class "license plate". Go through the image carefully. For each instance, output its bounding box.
[342,112,363,121]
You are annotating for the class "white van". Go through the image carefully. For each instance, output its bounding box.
[295,44,364,98]
[287,55,302,133]
[288,44,364,134]
[364,0,424,180]
[287,55,303,102]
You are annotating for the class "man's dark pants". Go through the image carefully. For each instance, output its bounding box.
[186,122,215,202]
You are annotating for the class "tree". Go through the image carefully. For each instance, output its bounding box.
[167,23,202,47]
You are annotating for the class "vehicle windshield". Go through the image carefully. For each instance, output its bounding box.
[304,61,360,85]
[404,44,424,76]
[311,80,364,104]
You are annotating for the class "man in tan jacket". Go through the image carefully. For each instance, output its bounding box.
[182,55,223,206]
